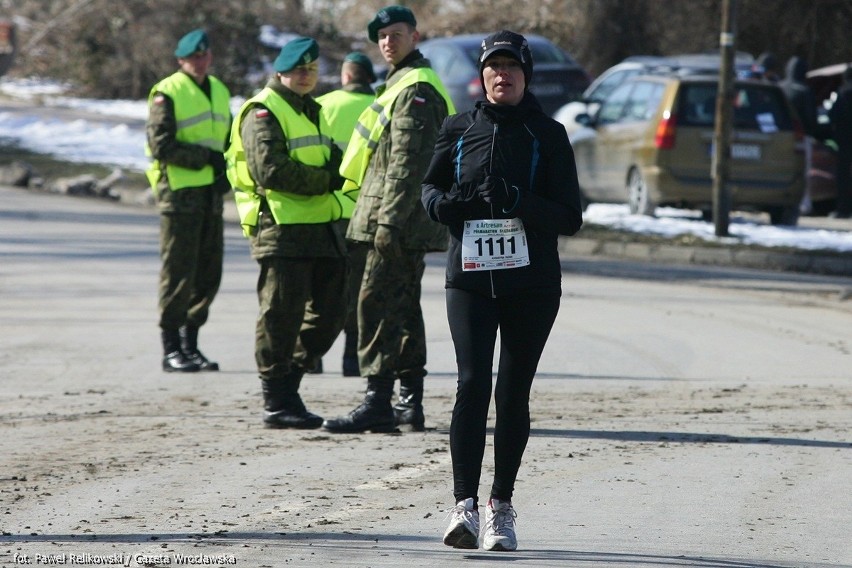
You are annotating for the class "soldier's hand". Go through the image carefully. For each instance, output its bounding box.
[208,151,227,176]
[323,158,344,192]
[327,170,345,193]
[374,224,402,258]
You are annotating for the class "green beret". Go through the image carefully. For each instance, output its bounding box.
[274,36,319,73]
[367,5,416,43]
[344,51,376,82]
[174,29,209,58]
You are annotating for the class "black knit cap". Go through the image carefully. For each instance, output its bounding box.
[478,30,533,89]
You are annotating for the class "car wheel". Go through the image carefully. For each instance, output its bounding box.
[809,198,836,217]
[768,205,800,226]
[627,168,655,216]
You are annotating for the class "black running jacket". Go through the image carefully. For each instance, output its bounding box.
[421,92,583,298]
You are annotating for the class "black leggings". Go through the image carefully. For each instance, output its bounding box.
[446,287,560,507]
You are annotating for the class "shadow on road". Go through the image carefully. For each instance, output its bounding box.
[527,428,851,449]
[1,532,841,568]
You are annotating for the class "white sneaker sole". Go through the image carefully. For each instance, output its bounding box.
[484,540,517,552]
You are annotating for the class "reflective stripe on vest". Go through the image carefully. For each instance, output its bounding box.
[338,67,455,199]
[145,72,230,191]
[226,87,342,234]
[317,90,375,152]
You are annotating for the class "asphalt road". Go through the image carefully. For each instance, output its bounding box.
[1,185,850,568]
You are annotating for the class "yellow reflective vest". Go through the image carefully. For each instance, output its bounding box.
[226,88,341,236]
[317,89,375,218]
[145,72,230,191]
[338,67,455,213]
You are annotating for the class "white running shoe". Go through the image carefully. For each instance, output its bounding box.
[443,497,480,549]
[482,498,518,551]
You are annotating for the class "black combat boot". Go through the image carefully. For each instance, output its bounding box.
[322,377,396,433]
[261,367,323,429]
[394,376,425,432]
[179,325,219,371]
[341,331,359,377]
[305,358,323,374]
[162,329,200,373]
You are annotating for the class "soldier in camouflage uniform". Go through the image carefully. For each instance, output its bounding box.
[315,51,378,377]
[322,6,454,434]
[227,37,347,429]
[146,29,232,373]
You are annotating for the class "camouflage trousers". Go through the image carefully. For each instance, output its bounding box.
[305,224,370,356]
[255,256,347,380]
[158,209,223,331]
[357,247,427,381]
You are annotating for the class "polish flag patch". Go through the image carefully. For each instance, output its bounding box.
[413,96,426,105]
[255,108,270,118]
[153,94,166,105]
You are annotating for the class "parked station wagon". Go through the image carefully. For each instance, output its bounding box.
[570,73,805,225]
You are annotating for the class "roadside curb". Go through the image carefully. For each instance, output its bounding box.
[219,189,852,277]
[8,183,852,278]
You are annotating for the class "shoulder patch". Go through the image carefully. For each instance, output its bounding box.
[413,96,426,105]
[255,108,270,118]
[153,94,166,105]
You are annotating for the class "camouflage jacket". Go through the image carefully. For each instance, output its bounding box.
[146,73,229,215]
[240,77,346,259]
[345,50,449,252]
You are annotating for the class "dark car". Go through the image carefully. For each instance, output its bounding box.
[418,33,590,116]
[802,62,851,215]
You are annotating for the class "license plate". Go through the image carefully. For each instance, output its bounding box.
[731,144,761,160]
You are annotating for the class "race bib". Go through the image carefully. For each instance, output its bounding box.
[461,218,530,271]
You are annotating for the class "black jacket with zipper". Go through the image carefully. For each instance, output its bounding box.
[421,91,583,298]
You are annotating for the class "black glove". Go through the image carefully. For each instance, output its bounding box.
[433,197,466,224]
[477,175,520,211]
[432,184,474,224]
[327,170,345,193]
[208,151,227,176]
[323,159,344,193]
[477,175,508,206]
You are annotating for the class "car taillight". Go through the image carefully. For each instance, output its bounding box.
[655,110,676,149]
[467,77,481,100]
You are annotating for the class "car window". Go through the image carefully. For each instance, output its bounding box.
[677,83,793,131]
[733,86,793,131]
[425,45,474,83]
[597,82,633,124]
[623,81,665,121]
[589,69,641,102]
[678,83,717,126]
[528,40,574,65]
